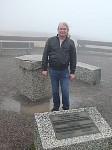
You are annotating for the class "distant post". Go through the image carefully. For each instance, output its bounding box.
[27,42,31,55]
[0,42,2,56]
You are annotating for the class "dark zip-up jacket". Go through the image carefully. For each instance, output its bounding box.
[42,35,77,74]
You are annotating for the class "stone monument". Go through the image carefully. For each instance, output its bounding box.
[34,107,112,149]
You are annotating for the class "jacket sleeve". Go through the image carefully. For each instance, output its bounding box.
[42,39,50,71]
[69,40,77,74]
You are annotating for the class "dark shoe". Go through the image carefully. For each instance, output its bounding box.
[62,107,69,110]
[51,107,59,111]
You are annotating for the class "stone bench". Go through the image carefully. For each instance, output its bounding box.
[15,55,52,101]
[75,62,101,85]
[0,42,34,56]
[34,107,112,150]
[0,35,49,56]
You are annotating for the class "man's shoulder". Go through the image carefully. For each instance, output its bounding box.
[47,36,57,44]
[48,36,57,40]
[68,38,74,43]
[68,38,75,46]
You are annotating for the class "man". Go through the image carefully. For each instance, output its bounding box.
[42,22,77,111]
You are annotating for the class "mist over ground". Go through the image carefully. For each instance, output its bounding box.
[0,0,112,42]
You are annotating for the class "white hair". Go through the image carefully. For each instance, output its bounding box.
[58,22,69,31]
[58,22,70,38]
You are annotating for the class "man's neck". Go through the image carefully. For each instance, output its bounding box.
[58,35,66,41]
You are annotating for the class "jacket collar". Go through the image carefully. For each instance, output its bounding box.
[56,34,68,41]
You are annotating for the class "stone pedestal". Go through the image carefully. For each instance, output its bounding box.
[15,55,52,101]
[34,107,112,150]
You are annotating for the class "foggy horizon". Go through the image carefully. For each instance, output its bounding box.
[0,0,112,42]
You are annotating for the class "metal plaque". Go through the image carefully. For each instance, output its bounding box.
[49,111,100,140]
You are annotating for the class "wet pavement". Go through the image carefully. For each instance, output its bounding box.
[0,49,112,149]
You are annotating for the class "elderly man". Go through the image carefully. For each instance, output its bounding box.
[42,22,77,111]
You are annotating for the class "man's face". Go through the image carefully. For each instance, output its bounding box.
[58,24,68,38]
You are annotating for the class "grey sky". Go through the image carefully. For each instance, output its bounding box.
[0,0,112,41]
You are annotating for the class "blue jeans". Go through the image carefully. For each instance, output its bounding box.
[49,68,69,109]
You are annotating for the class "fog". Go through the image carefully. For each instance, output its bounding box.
[0,0,112,41]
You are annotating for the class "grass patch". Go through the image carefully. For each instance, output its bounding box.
[29,143,36,150]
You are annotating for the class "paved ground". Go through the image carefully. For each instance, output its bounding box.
[0,49,112,149]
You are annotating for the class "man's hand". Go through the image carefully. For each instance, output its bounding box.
[70,74,75,81]
[42,71,48,77]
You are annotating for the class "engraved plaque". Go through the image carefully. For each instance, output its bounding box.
[49,110,100,139]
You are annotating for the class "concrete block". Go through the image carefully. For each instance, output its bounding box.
[75,62,101,85]
[15,55,52,101]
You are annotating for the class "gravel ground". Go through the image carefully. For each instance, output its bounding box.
[0,55,34,150]
[0,50,112,150]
